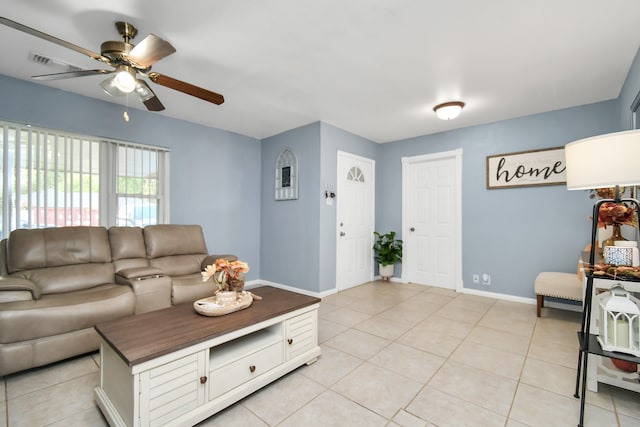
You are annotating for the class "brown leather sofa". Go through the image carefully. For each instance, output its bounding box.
[0,224,235,376]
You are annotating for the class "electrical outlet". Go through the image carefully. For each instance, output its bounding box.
[472,274,479,284]
[482,273,491,286]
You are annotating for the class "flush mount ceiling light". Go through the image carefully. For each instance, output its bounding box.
[433,101,465,120]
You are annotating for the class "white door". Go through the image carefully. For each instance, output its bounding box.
[336,151,375,291]
[402,150,462,290]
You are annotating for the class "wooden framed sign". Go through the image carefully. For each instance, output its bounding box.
[486,147,566,189]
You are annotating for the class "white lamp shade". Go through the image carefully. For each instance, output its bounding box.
[565,129,640,190]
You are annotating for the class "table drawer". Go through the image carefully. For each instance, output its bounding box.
[210,340,284,399]
[285,311,317,360]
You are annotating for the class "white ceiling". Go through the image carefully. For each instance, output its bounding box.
[1,0,639,143]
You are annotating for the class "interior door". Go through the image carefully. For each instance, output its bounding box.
[402,150,462,290]
[336,151,375,291]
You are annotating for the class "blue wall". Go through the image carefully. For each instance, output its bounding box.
[319,123,378,293]
[260,121,379,294]
[617,46,640,130]
[0,75,262,280]
[278,101,624,299]
[260,123,322,292]
[2,47,639,299]
[376,101,621,298]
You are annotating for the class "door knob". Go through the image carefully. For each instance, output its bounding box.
[340,232,346,236]
[410,227,415,232]
[249,365,256,373]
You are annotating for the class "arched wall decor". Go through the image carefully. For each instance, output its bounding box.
[275,148,298,200]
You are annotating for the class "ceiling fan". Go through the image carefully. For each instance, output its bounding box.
[0,16,224,111]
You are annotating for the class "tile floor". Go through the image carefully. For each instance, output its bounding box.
[2,281,640,426]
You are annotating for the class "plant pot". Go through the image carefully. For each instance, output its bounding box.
[379,264,394,281]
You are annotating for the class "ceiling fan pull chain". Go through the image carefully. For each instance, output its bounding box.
[123,94,130,122]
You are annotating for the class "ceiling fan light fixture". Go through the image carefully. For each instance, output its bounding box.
[433,101,465,120]
[101,66,136,97]
[0,17,224,110]
[114,68,136,93]
[134,81,153,101]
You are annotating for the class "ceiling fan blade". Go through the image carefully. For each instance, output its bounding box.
[134,80,165,111]
[128,34,176,68]
[0,17,108,63]
[147,72,224,105]
[32,69,112,81]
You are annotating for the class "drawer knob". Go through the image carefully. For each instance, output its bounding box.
[287,338,293,345]
[249,365,256,373]
[200,376,207,384]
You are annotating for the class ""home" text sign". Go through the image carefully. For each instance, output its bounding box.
[486,147,566,189]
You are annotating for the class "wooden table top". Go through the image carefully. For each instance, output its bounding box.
[95,286,320,367]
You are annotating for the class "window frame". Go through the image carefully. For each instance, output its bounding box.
[0,120,169,235]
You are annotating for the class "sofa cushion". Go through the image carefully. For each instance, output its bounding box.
[10,263,115,296]
[143,224,208,258]
[149,254,207,277]
[171,273,217,305]
[0,284,134,343]
[109,226,147,260]
[109,226,149,273]
[7,227,111,272]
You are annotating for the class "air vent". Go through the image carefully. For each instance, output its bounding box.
[28,51,83,72]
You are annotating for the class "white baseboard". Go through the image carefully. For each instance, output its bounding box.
[459,287,582,312]
[247,279,582,313]
[247,280,329,298]
[373,275,403,284]
[460,287,537,305]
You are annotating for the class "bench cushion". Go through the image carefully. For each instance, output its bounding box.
[535,272,583,301]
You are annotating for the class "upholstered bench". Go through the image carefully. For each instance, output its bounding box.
[535,272,584,317]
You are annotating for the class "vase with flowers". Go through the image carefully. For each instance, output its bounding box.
[201,258,250,305]
[598,201,639,249]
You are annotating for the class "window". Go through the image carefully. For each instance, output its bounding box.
[114,142,167,227]
[347,166,365,183]
[0,121,169,238]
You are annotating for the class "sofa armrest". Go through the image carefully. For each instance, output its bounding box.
[201,254,238,270]
[0,276,40,299]
[116,266,165,280]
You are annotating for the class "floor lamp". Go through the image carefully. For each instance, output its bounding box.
[565,129,640,427]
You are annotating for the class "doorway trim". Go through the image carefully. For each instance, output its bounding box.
[401,149,463,291]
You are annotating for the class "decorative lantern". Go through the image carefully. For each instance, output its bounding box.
[597,284,640,356]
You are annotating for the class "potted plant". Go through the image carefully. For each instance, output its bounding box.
[373,231,403,281]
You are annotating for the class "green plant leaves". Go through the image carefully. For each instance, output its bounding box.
[373,231,403,266]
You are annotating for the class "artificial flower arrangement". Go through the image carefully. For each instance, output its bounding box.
[201,258,250,292]
[598,202,638,229]
[584,187,640,278]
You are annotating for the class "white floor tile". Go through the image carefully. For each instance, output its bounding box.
[4,280,639,427]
